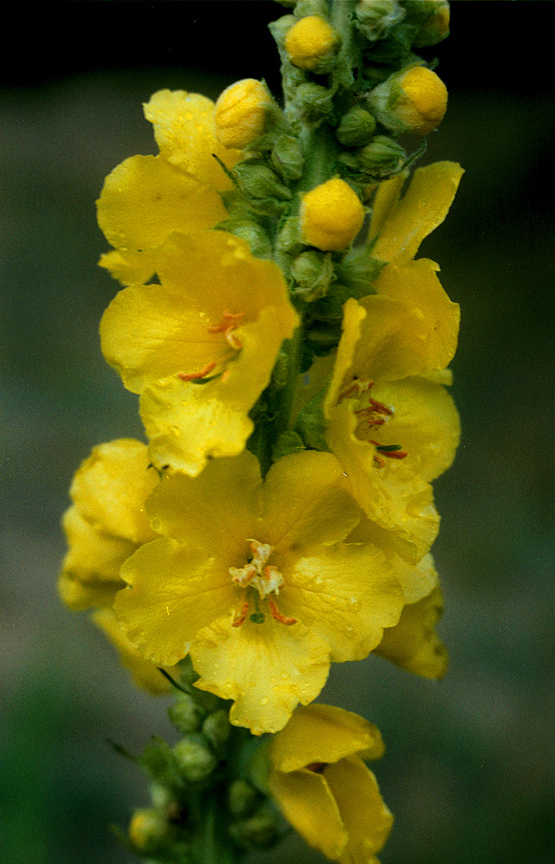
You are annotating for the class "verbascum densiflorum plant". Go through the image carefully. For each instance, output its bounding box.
[60,1,462,861]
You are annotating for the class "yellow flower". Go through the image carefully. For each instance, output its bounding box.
[268,704,393,863]
[374,584,448,679]
[97,89,241,286]
[324,296,460,563]
[114,450,404,734]
[369,161,464,266]
[301,178,365,252]
[214,78,271,149]
[346,517,448,678]
[284,15,341,72]
[92,609,177,695]
[100,230,298,476]
[58,439,159,610]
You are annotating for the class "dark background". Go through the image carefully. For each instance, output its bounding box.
[1,3,554,863]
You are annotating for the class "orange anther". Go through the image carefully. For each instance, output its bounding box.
[232,600,249,628]
[176,361,217,382]
[268,599,297,626]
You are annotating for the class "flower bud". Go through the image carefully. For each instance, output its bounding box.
[202,708,230,749]
[228,779,258,817]
[290,249,334,301]
[412,1,450,47]
[128,808,168,854]
[229,808,282,850]
[285,15,341,72]
[354,0,406,41]
[336,107,377,147]
[295,82,334,126]
[300,178,365,251]
[368,65,448,136]
[356,135,406,177]
[173,734,218,783]
[271,134,304,180]
[168,694,205,734]
[214,79,272,150]
[232,161,292,203]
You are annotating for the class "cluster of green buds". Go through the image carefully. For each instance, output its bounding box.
[120,661,283,862]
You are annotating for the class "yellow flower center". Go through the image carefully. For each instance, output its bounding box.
[230,539,297,627]
[339,377,407,468]
[176,310,244,384]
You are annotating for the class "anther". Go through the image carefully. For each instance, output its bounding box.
[176,361,217,382]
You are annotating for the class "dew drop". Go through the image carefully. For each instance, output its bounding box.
[260,697,269,706]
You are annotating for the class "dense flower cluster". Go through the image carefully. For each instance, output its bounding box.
[60,2,461,862]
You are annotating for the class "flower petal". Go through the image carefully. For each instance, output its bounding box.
[143,89,241,188]
[145,450,262,554]
[268,768,347,860]
[374,584,448,679]
[373,258,460,372]
[92,609,177,695]
[325,756,393,864]
[191,615,330,735]
[279,544,403,661]
[97,155,228,254]
[67,439,158,544]
[262,451,362,551]
[114,537,234,666]
[270,704,385,772]
[371,161,464,264]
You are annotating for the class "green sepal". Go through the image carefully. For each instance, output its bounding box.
[272,430,306,461]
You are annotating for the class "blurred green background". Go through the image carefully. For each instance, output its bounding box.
[1,3,554,863]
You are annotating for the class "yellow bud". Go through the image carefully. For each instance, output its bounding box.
[368,65,447,136]
[129,808,167,853]
[397,66,448,135]
[284,15,341,72]
[300,178,365,252]
[214,78,270,149]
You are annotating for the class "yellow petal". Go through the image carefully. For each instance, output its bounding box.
[68,439,158,543]
[140,378,255,477]
[114,537,235,666]
[270,704,385,772]
[60,506,133,588]
[96,154,228,253]
[145,450,262,553]
[98,249,156,287]
[326,400,440,562]
[144,89,241,188]
[326,757,393,864]
[58,572,122,612]
[269,768,348,860]
[374,584,448,679]
[371,161,464,264]
[262,451,362,551]
[92,609,177,695]
[191,615,330,735]
[369,171,407,240]
[369,377,461,483]
[279,544,403,661]
[373,258,460,372]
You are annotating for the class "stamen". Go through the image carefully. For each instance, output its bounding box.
[306,762,327,773]
[176,361,217,382]
[339,377,373,401]
[232,600,249,628]
[207,311,245,351]
[268,600,297,626]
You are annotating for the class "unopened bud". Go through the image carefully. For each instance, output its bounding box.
[202,709,230,748]
[368,65,448,136]
[285,15,341,72]
[412,1,450,47]
[354,0,406,41]
[300,178,365,251]
[228,779,258,816]
[168,694,205,734]
[271,134,304,180]
[233,161,292,202]
[128,808,168,854]
[357,136,406,178]
[173,734,218,783]
[291,249,334,301]
[229,808,282,850]
[295,82,334,126]
[336,107,377,147]
[214,79,273,150]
